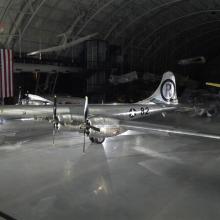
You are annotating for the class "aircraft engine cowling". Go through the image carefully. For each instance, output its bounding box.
[57,114,84,131]
[87,117,125,138]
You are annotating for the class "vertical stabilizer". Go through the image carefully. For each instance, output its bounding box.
[137,71,178,105]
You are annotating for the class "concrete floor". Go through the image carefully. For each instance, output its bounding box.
[0,113,220,220]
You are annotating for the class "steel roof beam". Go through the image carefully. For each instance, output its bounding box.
[138,9,220,48]
[75,0,116,37]
[5,0,30,47]
[170,28,220,58]
[0,0,14,21]
[6,0,47,48]
[144,19,220,60]
[20,0,46,39]
[113,0,185,40]
[147,28,220,63]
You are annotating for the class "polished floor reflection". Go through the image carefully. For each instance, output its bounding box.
[0,113,220,220]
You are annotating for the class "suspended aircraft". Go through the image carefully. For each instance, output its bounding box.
[178,56,206,65]
[206,82,220,88]
[1,71,220,152]
[109,71,138,85]
[18,92,84,105]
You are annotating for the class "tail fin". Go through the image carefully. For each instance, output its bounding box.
[137,71,178,105]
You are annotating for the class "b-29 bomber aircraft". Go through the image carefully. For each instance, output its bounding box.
[1,71,220,151]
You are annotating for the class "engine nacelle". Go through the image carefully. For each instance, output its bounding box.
[88,116,125,138]
[53,115,125,139]
[57,114,84,131]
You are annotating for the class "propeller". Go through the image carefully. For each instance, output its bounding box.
[84,96,89,123]
[52,95,59,144]
[82,96,100,152]
[83,96,89,152]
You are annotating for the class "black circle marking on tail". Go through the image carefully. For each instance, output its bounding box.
[160,79,175,102]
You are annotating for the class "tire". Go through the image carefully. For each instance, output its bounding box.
[89,137,105,144]
[89,137,95,143]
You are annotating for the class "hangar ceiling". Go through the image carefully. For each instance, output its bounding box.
[1,0,220,69]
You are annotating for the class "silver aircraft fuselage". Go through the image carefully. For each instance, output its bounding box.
[0,103,176,120]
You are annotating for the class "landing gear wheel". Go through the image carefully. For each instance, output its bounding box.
[89,137,105,144]
[89,137,95,143]
[95,137,105,144]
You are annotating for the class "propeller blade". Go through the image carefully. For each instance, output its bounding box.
[82,96,89,152]
[53,126,55,145]
[52,95,57,145]
[83,131,86,153]
[84,96,88,122]
[18,86,22,105]
[53,95,57,118]
[89,125,100,132]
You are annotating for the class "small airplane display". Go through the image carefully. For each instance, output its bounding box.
[178,56,206,65]
[206,82,220,88]
[1,71,220,152]
[18,92,84,105]
[109,71,138,85]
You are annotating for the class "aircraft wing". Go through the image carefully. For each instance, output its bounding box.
[119,120,220,140]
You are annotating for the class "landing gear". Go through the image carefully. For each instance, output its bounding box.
[89,137,105,144]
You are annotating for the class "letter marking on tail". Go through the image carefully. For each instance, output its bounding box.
[160,79,175,102]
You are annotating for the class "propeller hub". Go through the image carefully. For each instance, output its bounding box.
[80,120,91,135]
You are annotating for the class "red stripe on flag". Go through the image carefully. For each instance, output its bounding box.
[0,51,1,98]
[1,49,5,98]
[11,51,14,96]
[10,50,13,97]
[8,49,11,97]
[0,49,14,98]
[11,50,14,96]
[5,49,9,97]
[3,50,7,97]
[6,49,8,97]
[1,50,5,98]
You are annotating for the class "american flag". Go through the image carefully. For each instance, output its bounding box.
[0,49,14,98]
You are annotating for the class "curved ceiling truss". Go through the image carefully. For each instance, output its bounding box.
[0,0,220,63]
[142,18,220,61]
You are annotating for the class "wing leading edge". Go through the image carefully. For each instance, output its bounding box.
[119,120,220,140]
